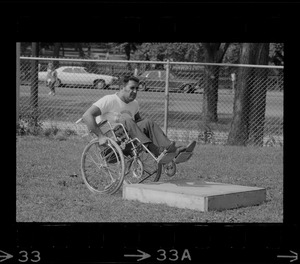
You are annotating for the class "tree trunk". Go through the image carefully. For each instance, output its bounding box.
[124,43,132,71]
[30,42,39,123]
[227,43,269,146]
[53,43,60,68]
[202,65,219,123]
[227,64,251,146]
[124,43,131,60]
[78,43,84,58]
[202,43,230,124]
[247,43,269,146]
[145,52,151,70]
[61,42,65,57]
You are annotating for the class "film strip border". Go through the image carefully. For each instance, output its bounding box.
[2,223,297,263]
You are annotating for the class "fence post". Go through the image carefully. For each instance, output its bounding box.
[16,42,20,126]
[163,60,170,135]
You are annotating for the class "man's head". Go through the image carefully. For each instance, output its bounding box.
[119,75,140,103]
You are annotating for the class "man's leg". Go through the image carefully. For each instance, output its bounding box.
[120,117,152,145]
[136,118,172,149]
[50,82,55,95]
[137,118,189,156]
[120,117,167,157]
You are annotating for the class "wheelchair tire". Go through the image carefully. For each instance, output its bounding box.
[164,160,177,177]
[81,137,125,195]
[153,163,163,182]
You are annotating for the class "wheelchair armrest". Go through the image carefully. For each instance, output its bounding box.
[76,118,108,128]
[97,120,108,128]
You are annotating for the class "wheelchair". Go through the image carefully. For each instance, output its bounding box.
[76,118,195,195]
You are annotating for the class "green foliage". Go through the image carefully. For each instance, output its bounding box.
[111,42,283,66]
[223,43,284,66]
[17,111,43,136]
[22,42,283,66]
[269,43,284,66]
[63,128,78,136]
[223,43,241,64]
[17,111,77,139]
[43,125,59,137]
[40,126,77,140]
[130,43,205,62]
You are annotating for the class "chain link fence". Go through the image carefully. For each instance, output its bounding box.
[17,57,283,147]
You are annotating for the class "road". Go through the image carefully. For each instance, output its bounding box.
[19,85,283,118]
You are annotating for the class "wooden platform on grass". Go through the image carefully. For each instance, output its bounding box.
[123,179,266,212]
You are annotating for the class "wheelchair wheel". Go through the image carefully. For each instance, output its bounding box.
[81,137,125,195]
[137,151,162,183]
[124,157,144,184]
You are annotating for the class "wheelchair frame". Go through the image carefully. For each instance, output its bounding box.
[76,118,177,195]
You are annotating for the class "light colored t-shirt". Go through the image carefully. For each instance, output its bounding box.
[93,93,139,124]
[46,69,57,82]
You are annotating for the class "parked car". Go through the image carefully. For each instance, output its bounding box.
[138,70,202,93]
[38,66,118,89]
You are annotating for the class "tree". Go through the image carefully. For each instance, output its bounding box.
[223,43,241,64]
[227,43,270,146]
[131,43,204,62]
[53,43,61,68]
[202,43,230,123]
[60,42,65,57]
[124,42,231,125]
[21,42,32,55]
[124,43,137,70]
[30,42,39,124]
[111,42,139,70]
[124,43,137,60]
[76,43,85,58]
[269,43,284,66]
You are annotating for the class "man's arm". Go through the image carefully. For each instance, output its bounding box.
[82,105,105,138]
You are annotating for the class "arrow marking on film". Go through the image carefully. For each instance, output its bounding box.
[0,250,13,263]
[277,250,298,262]
[124,249,151,261]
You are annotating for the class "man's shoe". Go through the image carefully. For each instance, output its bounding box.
[174,146,187,156]
[185,141,196,152]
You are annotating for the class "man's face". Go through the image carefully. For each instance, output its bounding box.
[122,80,139,103]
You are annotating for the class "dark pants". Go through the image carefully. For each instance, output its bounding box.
[120,117,171,150]
[47,81,56,93]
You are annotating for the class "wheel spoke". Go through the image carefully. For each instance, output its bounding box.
[92,145,104,162]
[81,138,125,194]
[105,163,121,182]
[85,153,104,170]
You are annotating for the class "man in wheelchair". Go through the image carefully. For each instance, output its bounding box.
[82,75,192,159]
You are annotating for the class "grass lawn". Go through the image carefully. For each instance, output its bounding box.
[16,135,283,222]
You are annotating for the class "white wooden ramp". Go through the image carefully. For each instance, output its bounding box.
[122,179,266,212]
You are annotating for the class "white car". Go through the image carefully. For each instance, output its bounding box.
[38,66,118,89]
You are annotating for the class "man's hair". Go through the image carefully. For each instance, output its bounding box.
[122,75,139,85]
